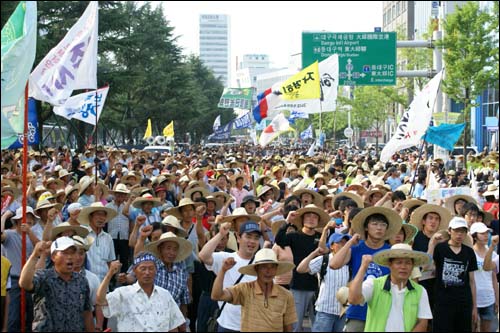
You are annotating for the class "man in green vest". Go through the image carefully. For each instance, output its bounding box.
[348,244,433,332]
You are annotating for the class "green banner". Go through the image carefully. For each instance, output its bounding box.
[218,88,253,109]
[302,32,396,86]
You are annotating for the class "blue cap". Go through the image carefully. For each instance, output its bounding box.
[327,233,351,248]
[239,221,262,236]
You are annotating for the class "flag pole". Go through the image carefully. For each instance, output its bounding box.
[21,83,29,333]
[94,88,98,184]
[409,133,427,197]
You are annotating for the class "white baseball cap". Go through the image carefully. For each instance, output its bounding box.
[470,222,492,235]
[448,217,469,230]
[50,236,76,254]
[12,206,40,220]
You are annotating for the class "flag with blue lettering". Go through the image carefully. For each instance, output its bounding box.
[423,122,465,151]
[29,1,98,105]
[53,86,109,125]
[1,1,37,149]
[300,125,313,140]
[233,112,252,129]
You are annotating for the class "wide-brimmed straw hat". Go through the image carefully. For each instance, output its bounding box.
[271,219,288,236]
[78,176,95,196]
[374,243,431,267]
[238,248,295,276]
[121,172,140,185]
[77,202,118,225]
[161,215,188,238]
[132,194,162,209]
[1,186,21,199]
[45,177,64,188]
[145,232,193,262]
[257,185,280,201]
[166,198,203,220]
[292,188,324,207]
[351,207,403,240]
[402,199,425,211]
[221,207,260,230]
[331,192,365,210]
[398,223,419,244]
[184,186,210,200]
[35,199,63,212]
[409,204,452,231]
[58,169,73,179]
[213,191,232,204]
[51,222,90,241]
[110,183,130,195]
[444,194,478,215]
[72,235,95,251]
[483,184,498,197]
[293,204,330,230]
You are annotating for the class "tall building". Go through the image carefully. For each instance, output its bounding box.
[199,14,230,87]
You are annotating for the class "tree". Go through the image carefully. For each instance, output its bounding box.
[439,1,496,168]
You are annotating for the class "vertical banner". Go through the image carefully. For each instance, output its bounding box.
[8,98,39,149]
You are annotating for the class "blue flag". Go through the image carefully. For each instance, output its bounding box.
[423,123,466,151]
[300,124,313,140]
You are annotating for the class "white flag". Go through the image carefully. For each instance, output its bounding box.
[259,113,292,147]
[306,142,316,157]
[53,86,109,125]
[273,54,339,114]
[380,70,443,162]
[213,115,221,131]
[29,1,98,105]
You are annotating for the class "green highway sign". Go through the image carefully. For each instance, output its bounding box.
[302,32,396,86]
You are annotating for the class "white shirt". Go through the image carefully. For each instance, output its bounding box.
[474,250,499,308]
[205,251,257,331]
[106,201,130,239]
[82,269,100,310]
[103,282,185,332]
[362,278,432,332]
[87,230,115,282]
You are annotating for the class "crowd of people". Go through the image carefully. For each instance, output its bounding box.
[1,142,498,332]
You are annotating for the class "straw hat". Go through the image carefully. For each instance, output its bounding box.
[336,286,350,317]
[166,198,203,220]
[184,186,210,200]
[32,185,47,197]
[483,184,498,197]
[65,184,80,197]
[161,215,188,238]
[373,243,431,267]
[78,176,95,196]
[345,183,367,196]
[1,186,21,199]
[400,223,419,244]
[254,175,271,189]
[77,202,118,225]
[45,177,64,188]
[293,204,330,230]
[51,222,90,241]
[444,194,478,215]
[35,199,63,212]
[186,180,207,191]
[213,191,232,204]
[402,199,425,211]
[410,204,452,231]
[132,194,162,209]
[121,172,140,185]
[256,185,280,201]
[221,207,260,229]
[145,232,193,262]
[238,248,295,276]
[351,207,403,241]
[110,183,130,195]
[58,169,73,179]
[72,235,95,251]
[331,192,365,210]
[292,188,324,207]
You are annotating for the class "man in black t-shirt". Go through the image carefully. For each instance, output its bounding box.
[428,217,478,332]
[275,204,329,332]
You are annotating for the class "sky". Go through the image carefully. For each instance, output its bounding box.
[160,1,383,82]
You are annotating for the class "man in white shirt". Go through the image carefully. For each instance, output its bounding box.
[349,243,433,332]
[97,252,185,332]
[199,220,262,331]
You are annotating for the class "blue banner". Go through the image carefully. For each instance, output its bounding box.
[423,123,466,151]
[209,120,233,140]
[233,112,252,129]
[300,124,313,140]
[8,98,39,149]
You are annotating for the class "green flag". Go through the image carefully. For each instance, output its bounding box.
[1,1,37,149]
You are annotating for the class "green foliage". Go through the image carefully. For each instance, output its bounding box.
[1,1,224,148]
[439,1,496,166]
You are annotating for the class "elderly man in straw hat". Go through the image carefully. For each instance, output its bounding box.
[329,207,402,332]
[274,204,329,332]
[97,253,185,332]
[348,244,432,332]
[78,202,118,283]
[212,248,297,332]
[199,221,262,332]
[426,217,479,332]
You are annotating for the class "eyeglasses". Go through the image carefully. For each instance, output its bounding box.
[368,221,388,228]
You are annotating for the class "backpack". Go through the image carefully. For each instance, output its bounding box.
[319,253,329,284]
